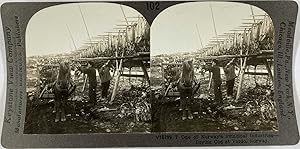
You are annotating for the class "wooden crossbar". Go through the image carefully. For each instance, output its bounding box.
[120,74,145,77]
[75,52,150,61]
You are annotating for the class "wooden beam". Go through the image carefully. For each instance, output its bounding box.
[264,58,274,84]
[76,52,150,61]
[261,50,274,54]
[141,61,150,85]
[249,14,268,16]
[196,53,273,60]
[242,22,256,24]
[242,18,264,21]
[244,72,269,75]
[113,27,126,30]
[97,35,109,36]
[119,20,137,23]
[81,75,87,92]
[126,16,142,18]
[239,25,253,28]
[207,72,213,90]
[116,24,136,26]
[230,29,247,31]
[236,47,250,100]
[37,64,59,67]
[109,50,124,104]
[161,63,165,86]
[120,73,145,77]
[104,31,122,34]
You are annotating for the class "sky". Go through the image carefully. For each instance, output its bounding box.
[151,2,268,56]
[26,3,142,56]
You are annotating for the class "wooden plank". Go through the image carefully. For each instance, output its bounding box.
[141,61,150,85]
[244,72,269,75]
[261,50,274,54]
[109,50,125,104]
[128,68,131,84]
[37,64,59,67]
[164,83,173,97]
[116,24,136,26]
[76,52,150,61]
[242,18,264,20]
[155,53,273,66]
[207,72,213,90]
[196,53,273,60]
[236,48,250,100]
[81,74,87,92]
[115,51,118,69]
[120,73,145,77]
[161,63,165,85]
[39,86,48,99]
[264,59,274,84]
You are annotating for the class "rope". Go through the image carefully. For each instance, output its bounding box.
[66,24,77,51]
[209,4,219,48]
[195,24,204,49]
[120,5,129,25]
[78,5,92,43]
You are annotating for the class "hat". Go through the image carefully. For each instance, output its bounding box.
[212,59,219,64]
[88,61,95,67]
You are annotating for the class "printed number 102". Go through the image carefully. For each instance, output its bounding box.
[146,2,159,10]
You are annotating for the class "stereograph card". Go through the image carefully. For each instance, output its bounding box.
[0,0,299,147]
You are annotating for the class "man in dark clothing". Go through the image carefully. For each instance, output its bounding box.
[79,62,97,104]
[224,58,236,99]
[203,60,222,104]
[98,61,112,100]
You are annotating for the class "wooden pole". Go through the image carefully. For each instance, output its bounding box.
[109,50,125,104]
[39,86,48,99]
[236,49,249,100]
[207,72,213,90]
[66,24,77,51]
[250,6,256,23]
[164,84,172,97]
[240,48,243,74]
[78,5,92,43]
[141,61,150,85]
[115,51,118,71]
[210,4,219,47]
[254,65,257,85]
[81,74,87,92]
[264,59,274,84]
[196,24,204,48]
[76,52,150,61]
[120,5,129,25]
[161,63,164,85]
[129,68,132,84]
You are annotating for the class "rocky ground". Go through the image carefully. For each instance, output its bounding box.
[25,66,151,134]
[151,67,278,132]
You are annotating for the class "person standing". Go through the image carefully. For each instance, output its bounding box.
[203,59,222,104]
[98,61,112,101]
[224,58,236,99]
[79,62,97,104]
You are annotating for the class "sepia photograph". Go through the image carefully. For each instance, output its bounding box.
[25,3,150,134]
[151,2,277,132]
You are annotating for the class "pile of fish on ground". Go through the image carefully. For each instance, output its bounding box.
[25,76,151,133]
[64,78,151,133]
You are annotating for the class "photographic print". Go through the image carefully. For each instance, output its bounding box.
[1,0,299,147]
[25,3,151,134]
[151,2,277,132]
